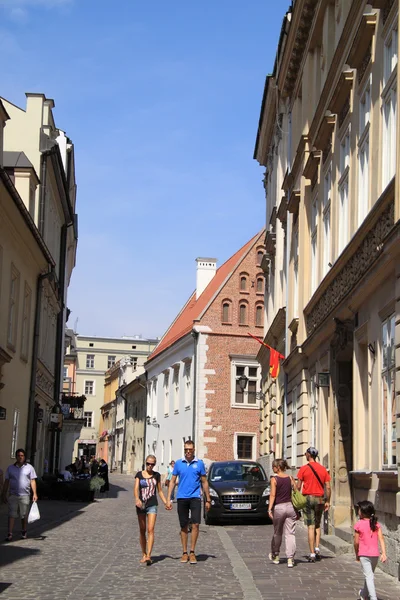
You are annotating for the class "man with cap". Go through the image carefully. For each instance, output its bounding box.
[296,447,331,562]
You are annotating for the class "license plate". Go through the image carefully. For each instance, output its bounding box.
[230,503,252,510]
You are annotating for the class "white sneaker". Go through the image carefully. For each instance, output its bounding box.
[287,558,294,568]
[268,553,279,565]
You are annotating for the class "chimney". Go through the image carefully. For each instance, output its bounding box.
[196,258,217,299]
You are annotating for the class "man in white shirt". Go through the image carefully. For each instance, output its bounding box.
[2,448,38,541]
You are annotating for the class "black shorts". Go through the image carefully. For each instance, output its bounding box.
[177,498,201,528]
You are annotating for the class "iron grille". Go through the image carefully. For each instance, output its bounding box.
[222,494,260,505]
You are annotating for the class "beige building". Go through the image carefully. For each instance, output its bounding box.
[73,335,158,461]
[0,94,77,476]
[254,1,399,578]
[121,373,147,474]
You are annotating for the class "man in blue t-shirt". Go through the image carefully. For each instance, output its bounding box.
[166,439,211,564]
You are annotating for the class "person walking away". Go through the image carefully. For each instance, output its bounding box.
[354,500,387,600]
[90,457,99,477]
[134,454,170,565]
[165,460,176,501]
[268,459,297,567]
[98,459,109,493]
[166,440,211,565]
[1,448,38,541]
[296,447,331,562]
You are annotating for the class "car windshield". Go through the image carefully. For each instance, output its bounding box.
[209,462,267,483]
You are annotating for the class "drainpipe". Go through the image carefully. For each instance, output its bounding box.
[38,155,47,236]
[26,270,54,467]
[143,370,148,469]
[119,387,128,474]
[191,330,199,444]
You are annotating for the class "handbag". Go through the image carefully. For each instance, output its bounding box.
[27,501,40,523]
[291,487,307,510]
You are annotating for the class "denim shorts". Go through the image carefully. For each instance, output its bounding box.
[8,495,30,518]
[136,504,158,515]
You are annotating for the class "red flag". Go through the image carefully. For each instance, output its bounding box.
[248,333,284,379]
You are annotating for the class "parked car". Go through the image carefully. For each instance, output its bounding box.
[204,460,270,524]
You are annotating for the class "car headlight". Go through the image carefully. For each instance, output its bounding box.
[262,486,270,497]
[209,488,219,497]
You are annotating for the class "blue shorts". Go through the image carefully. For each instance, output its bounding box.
[136,505,158,515]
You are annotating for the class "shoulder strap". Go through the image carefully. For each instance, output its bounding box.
[307,463,325,492]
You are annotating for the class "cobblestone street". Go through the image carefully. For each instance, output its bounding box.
[0,475,399,600]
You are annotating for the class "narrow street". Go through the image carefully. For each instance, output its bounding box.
[0,475,399,600]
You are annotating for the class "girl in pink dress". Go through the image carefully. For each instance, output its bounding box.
[354,500,387,600]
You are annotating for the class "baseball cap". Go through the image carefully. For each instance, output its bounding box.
[306,447,318,458]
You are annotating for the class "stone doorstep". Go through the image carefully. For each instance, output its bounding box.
[320,533,353,555]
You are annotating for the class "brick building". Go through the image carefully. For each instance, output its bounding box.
[145,230,266,471]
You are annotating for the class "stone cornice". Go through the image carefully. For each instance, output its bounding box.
[308,0,366,144]
[288,190,301,215]
[291,135,309,186]
[328,70,355,115]
[305,179,395,336]
[313,112,336,150]
[265,307,286,350]
[347,11,377,70]
[303,150,322,181]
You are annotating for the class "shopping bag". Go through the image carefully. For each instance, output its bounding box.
[27,501,40,523]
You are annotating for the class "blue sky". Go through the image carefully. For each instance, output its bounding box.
[1,0,288,338]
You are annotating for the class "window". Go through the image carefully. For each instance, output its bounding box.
[152,379,157,421]
[184,361,191,408]
[20,282,32,361]
[107,355,116,369]
[89,342,94,347]
[256,277,264,294]
[7,264,20,350]
[382,314,396,467]
[161,440,165,465]
[338,130,350,255]
[257,250,264,266]
[232,363,260,407]
[358,78,370,225]
[86,354,95,369]
[311,194,318,294]
[169,439,172,463]
[239,302,248,325]
[322,166,331,277]
[293,226,299,318]
[239,274,248,291]
[382,21,398,189]
[84,380,94,395]
[11,408,20,458]
[222,300,232,323]
[173,366,179,412]
[291,387,298,468]
[63,366,68,379]
[84,411,93,428]
[133,357,138,370]
[236,435,254,460]
[255,304,263,327]
[163,370,170,415]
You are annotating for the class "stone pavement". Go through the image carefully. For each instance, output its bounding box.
[0,474,399,600]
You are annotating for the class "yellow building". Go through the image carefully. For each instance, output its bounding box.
[0,93,78,476]
[254,1,399,578]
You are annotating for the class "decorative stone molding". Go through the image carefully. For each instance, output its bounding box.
[313,112,336,151]
[305,199,395,336]
[265,231,276,257]
[328,70,354,115]
[277,195,288,226]
[36,366,54,400]
[288,190,301,215]
[303,150,322,182]
[347,12,377,71]
[358,42,372,84]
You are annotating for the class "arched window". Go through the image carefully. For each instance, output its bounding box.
[239,272,249,291]
[257,249,264,266]
[255,304,264,327]
[222,301,232,323]
[239,302,248,325]
[256,277,264,293]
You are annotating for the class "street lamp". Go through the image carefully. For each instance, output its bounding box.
[237,374,265,400]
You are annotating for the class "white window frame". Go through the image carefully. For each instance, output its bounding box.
[231,359,261,408]
[161,440,165,465]
[309,375,318,449]
[322,165,331,277]
[20,282,32,361]
[291,387,298,468]
[311,193,318,294]
[184,360,191,408]
[152,378,158,422]
[173,365,180,413]
[233,432,256,460]
[293,225,299,318]
[84,411,93,428]
[358,129,370,225]
[381,314,396,468]
[11,408,20,458]
[169,439,173,463]
[107,355,116,369]
[7,264,20,351]
[86,354,95,369]
[163,370,170,416]
[84,380,95,395]
[382,17,398,190]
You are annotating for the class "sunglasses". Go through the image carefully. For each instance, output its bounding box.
[184,448,194,452]
[146,462,156,467]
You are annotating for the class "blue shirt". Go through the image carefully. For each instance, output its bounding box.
[173,456,206,499]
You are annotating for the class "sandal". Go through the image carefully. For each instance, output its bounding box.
[5,533,12,542]
[145,556,152,565]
